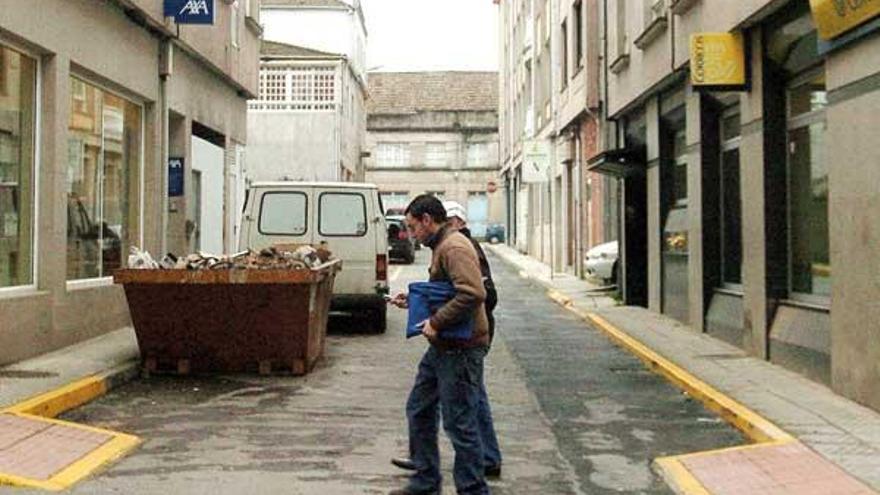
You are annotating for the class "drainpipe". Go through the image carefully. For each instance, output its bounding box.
[159,38,172,255]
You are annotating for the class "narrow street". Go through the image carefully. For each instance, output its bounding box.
[35,250,742,495]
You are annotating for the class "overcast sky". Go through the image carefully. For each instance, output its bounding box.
[362,0,499,72]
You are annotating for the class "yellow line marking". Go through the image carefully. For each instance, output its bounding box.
[1,375,142,491]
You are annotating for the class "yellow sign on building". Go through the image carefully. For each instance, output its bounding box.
[690,33,746,88]
[810,0,880,40]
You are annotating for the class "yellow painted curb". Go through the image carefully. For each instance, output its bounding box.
[654,456,712,495]
[538,285,803,494]
[0,374,141,491]
[4,376,107,418]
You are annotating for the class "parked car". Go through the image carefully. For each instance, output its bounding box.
[584,240,619,285]
[240,181,389,332]
[386,217,416,264]
[486,223,506,244]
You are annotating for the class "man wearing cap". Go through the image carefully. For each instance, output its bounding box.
[391,200,502,480]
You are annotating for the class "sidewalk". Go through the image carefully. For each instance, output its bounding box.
[0,328,140,491]
[487,243,880,494]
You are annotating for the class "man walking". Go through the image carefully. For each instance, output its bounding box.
[391,201,502,478]
[388,194,490,495]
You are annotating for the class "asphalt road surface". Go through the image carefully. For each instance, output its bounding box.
[30,249,742,495]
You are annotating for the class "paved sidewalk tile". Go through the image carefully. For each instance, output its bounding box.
[0,413,112,481]
[681,443,874,495]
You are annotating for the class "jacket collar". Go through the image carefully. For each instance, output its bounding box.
[425,223,453,250]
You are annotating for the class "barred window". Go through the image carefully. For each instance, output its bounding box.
[252,65,337,111]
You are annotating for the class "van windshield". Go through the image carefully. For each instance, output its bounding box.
[320,192,367,236]
[259,192,307,235]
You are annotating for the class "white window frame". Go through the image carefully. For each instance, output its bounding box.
[65,74,146,290]
[0,40,40,298]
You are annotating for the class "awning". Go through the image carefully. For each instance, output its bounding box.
[586,149,645,178]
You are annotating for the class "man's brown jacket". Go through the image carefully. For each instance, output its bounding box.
[426,225,490,348]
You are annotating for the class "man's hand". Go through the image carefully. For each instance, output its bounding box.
[388,292,408,309]
[420,319,438,342]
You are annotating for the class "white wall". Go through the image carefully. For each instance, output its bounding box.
[261,9,365,78]
[191,136,225,254]
[246,112,339,182]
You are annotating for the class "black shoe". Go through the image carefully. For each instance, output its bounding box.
[391,457,418,471]
[485,464,501,478]
[388,487,439,495]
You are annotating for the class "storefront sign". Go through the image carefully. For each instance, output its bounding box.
[810,0,880,39]
[521,140,550,183]
[168,157,185,197]
[690,33,746,89]
[164,0,215,25]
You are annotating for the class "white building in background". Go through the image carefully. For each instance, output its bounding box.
[247,0,368,182]
[247,41,367,182]
[261,0,367,80]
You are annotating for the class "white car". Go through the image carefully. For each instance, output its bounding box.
[584,240,619,284]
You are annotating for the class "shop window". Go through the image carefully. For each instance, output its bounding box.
[720,106,742,286]
[66,77,142,280]
[0,45,36,288]
[767,9,830,299]
[672,129,688,204]
[787,70,829,298]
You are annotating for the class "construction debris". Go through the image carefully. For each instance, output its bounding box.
[127,244,334,271]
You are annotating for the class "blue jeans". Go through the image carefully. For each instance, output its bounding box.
[405,346,490,494]
[476,372,501,468]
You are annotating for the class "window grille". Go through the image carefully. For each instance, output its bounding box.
[251,65,337,111]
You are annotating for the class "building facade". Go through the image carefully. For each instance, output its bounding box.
[365,72,504,240]
[591,0,880,412]
[498,0,614,276]
[247,41,367,182]
[0,0,260,365]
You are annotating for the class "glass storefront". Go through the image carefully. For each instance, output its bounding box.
[720,105,742,286]
[767,9,830,299]
[0,45,36,288]
[67,77,142,280]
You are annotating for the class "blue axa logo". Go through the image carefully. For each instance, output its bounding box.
[179,0,210,15]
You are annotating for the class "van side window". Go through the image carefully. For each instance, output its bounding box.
[259,192,308,235]
[319,192,367,236]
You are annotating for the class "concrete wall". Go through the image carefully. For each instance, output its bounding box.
[826,34,880,411]
[0,0,259,365]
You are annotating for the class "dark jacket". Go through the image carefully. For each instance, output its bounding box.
[460,227,497,341]
[425,224,490,348]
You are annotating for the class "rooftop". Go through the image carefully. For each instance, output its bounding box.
[261,40,343,59]
[367,71,499,114]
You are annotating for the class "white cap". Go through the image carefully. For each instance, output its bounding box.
[442,200,468,224]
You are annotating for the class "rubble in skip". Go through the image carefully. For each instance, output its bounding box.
[127,244,334,271]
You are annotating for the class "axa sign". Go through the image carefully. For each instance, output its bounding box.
[164,0,215,25]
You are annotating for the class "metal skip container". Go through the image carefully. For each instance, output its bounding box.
[113,259,342,375]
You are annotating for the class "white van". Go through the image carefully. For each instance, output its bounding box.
[239,182,389,332]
